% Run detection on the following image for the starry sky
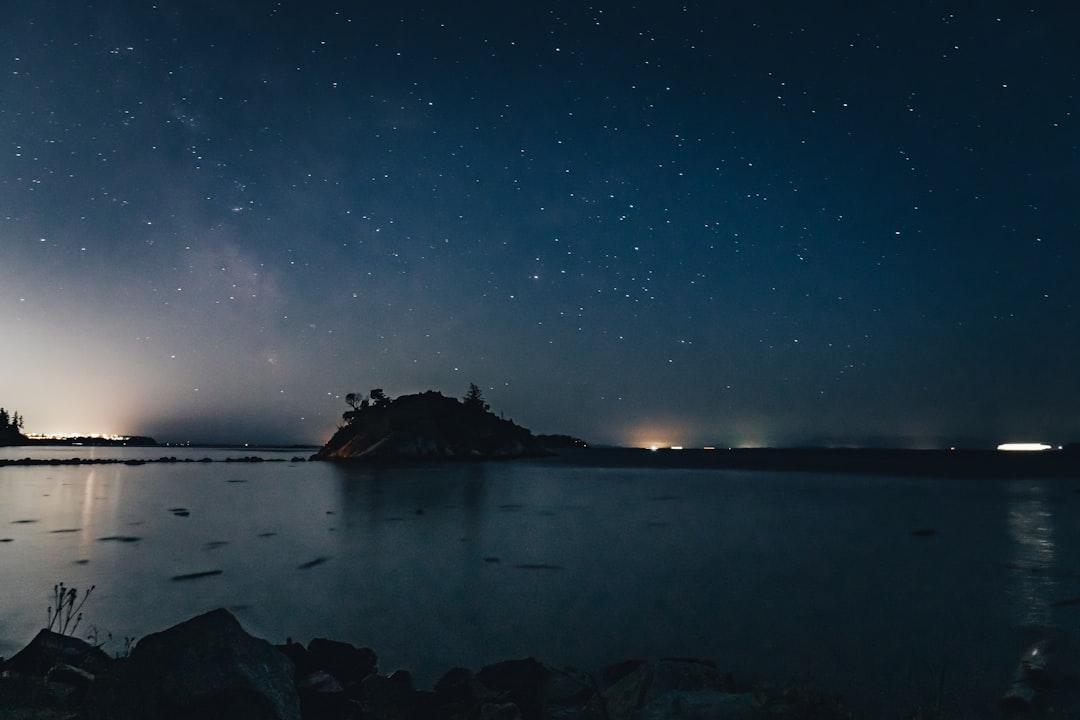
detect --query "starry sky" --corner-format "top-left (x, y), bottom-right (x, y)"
top-left (1, 2), bottom-right (1077, 448)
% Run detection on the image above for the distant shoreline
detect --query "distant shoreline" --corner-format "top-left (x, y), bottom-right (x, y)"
top-left (535, 445), bottom-right (1080, 478)
top-left (0, 454), bottom-right (311, 467)
top-left (3, 444), bottom-right (1080, 477)
top-left (11, 439), bottom-right (319, 450)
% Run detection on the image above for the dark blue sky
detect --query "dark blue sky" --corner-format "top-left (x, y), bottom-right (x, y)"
top-left (1, 2), bottom-right (1077, 447)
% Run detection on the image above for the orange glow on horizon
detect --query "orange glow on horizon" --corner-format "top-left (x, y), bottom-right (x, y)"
top-left (626, 423), bottom-right (683, 450)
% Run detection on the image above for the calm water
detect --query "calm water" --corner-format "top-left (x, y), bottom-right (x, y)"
top-left (2, 447), bottom-right (1079, 717)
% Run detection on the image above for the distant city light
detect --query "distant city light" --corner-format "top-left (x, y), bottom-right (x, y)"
top-left (997, 443), bottom-right (1053, 452)
top-left (670, 446), bottom-right (683, 450)
top-left (26, 433), bottom-right (134, 442)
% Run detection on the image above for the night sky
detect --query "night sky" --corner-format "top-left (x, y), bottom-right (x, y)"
top-left (2, 2), bottom-right (1077, 448)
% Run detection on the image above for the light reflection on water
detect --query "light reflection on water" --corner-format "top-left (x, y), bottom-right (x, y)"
top-left (1006, 482), bottom-right (1057, 628)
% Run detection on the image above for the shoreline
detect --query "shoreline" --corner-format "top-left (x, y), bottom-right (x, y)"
top-left (533, 446), bottom-right (1080, 478)
top-left (3, 446), bottom-right (1080, 477)
top-left (0, 455), bottom-right (309, 467)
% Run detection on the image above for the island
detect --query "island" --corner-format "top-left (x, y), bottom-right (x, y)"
top-left (312, 385), bottom-right (551, 462)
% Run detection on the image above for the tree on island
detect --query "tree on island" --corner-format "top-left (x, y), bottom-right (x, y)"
top-left (342, 388), bottom-right (393, 425)
top-left (0, 406), bottom-right (28, 446)
top-left (463, 383), bottom-right (490, 413)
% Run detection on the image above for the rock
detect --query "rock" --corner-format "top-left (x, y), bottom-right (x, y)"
top-left (45, 662), bottom-right (96, 697)
top-left (411, 689), bottom-right (444, 719)
top-left (362, 671), bottom-right (417, 720)
top-left (275, 640), bottom-right (314, 678)
top-left (601, 659), bottom-right (645, 689)
top-left (1000, 680), bottom-right (1036, 712)
top-left (297, 670), bottom-right (344, 695)
top-left (297, 670), bottom-right (358, 719)
top-left (748, 681), bottom-right (851, 720)
top-left (2, 628), bottom-right (112, 677)
top-left (476, 657), bottom-right (549, 720)
top-left (1000, 639), bottom-right (1052, 712)
top-left (112, 607), bottom-right (300, 720)
top-left (478, 701), bottom-right (524, 720)
top-left (434, 666), bottom-right (491, 712)
top-left (638, 690), bottom-right (756, 720)
top-left (541, 666), bottom-right (596, 708)
top-left (307, 637), bottom-right (377, 688)
top-left (589, 659), bottom-right (736, 720)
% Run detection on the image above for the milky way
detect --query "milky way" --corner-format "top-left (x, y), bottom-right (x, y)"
top-left (1, 3), bottom-right (1077, 447)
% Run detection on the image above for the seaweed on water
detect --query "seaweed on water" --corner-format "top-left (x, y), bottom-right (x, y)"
top-left (298, 556), bottom-right (330, 569)
top-left (171, 570), bottom-right (223, 581)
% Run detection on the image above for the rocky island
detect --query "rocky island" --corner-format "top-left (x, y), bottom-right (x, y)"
top-left (312, 386), bottom-right (551, 462)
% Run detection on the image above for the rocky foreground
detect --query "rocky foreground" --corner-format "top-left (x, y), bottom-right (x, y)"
top-left (0, 608), bottom-right (854, 720)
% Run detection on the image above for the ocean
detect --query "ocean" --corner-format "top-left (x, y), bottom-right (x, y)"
top-left (2, 446), bottom-right (1077, 717)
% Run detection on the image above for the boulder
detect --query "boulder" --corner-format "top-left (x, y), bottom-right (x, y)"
top-left (602, 660), bottom-right (646, 689)
top-left (476, 657), bottom-right (549, 720)
top-left (297, 671), bottom-right (344, 697)
top-left (112, 607), bottom-right (300, 720)
top-left (296, 670), bottom-right (357, 719)
top-left (589, 659), bottom-right (736, 720)
top-left (434, 666), bottom-right (491, 713)
top-left (45, 662), bottom-right (97, 701)
top-left (478, 701), bottom-right (524, 720)
top-left (307, 637), bottom-right (377, 688)
top-left (539, 666), bottom-right (597, 717)
top-left (275, 639), bottom-right (314, 678)
top-left (362, 671), bottom-right (417, 720)
top-left (638, 690), bottom-right (756, 720)
top-left (2, 628), bottom-right (112, 677)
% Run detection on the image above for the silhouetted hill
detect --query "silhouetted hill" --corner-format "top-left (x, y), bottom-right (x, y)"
top-left (313, 390), bottom-right (550, 461)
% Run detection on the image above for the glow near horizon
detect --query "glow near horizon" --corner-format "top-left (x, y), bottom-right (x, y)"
top-left (997, 443), bottom-right (1054, 452)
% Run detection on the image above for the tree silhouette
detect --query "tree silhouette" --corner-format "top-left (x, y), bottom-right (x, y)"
top-left (0, 406), bottom-right (27, 444)
top-left (463, 383), bottom-right (490, 413)
top-left (369, 388), bottom-right (391, 408)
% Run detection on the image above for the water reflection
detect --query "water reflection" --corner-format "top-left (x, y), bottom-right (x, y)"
top-left (1006, 481), bottom-right (1057, 628)
top-left (79, 469), bottom-right (97, 558)
top-left (334, 463), bottom-right (491, 555)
